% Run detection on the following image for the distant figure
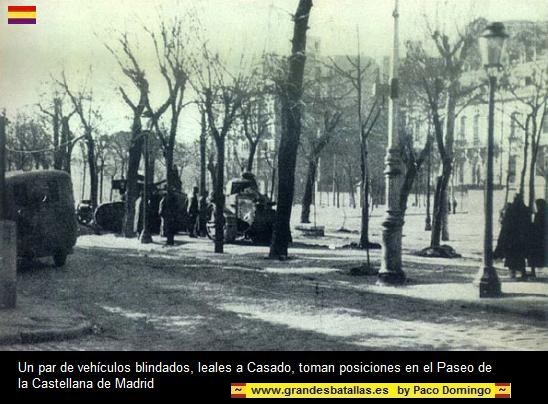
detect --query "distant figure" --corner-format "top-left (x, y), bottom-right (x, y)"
top-left (528, 199), bottom-right (546, 278)
top-left (159, 187), bottom-right (178, 246)
top-left (452, 198), bottom-right (457, 214)
top-left (134, 192), bottom-right (143, 235)
top-left (494, 194), bottom-right (529, 279)
top-left (198, 190), bottom-right (209, 237)
top-left (188, 186), bottom-right (199, 238)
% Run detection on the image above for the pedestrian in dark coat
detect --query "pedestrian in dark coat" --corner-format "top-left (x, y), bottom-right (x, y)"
top-left (198, 190), bottom-right (208, 237)
top-left (188, 186), bottom-right (199, 237)
top-left (494, 193), bottom-right (529, 279)
top-left (159, 188), bottom-right (178, 246)
top-left (528, 199), bottom-right (546, 278)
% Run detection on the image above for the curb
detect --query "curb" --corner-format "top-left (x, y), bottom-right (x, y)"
top-left (453, 300), bottom-right (546, 321)
top-left (0, 321), bottom-right (93, 346)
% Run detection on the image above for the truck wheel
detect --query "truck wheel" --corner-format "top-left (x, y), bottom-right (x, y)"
top-left (53, 250), bottom-right (67, 267)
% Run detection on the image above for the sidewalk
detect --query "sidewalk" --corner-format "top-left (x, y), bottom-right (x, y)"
top-left (0, 293), bottom-right (92, 345)
top-left (351, 278), bottom-right (548, 321)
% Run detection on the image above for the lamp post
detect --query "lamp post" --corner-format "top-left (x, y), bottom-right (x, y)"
top-left (378, 0), bottom-right (405, 285)
top-left (140, 130), bottom-right (153, 244)
top-left (477, 22), bottom-right (508, 298)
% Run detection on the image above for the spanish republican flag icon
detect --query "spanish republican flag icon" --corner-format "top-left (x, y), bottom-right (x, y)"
top-left (8, 5), bottom-right (37, 24)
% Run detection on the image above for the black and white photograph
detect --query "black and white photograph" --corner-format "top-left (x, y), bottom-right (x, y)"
top-left (0, 0), bottom-right (546, 355)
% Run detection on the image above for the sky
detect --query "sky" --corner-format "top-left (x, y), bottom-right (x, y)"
top-left (0, 0), bottom-right (547, 140)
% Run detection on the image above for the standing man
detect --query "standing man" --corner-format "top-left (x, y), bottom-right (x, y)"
top-left (188, 186), bottom-right (199, 238)
top-left (159, 187), bottom-right (178, 246)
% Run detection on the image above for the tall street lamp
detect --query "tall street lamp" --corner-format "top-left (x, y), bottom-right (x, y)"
top-left (477, 22), bottom-right (508, 298)
top-left (378, 0), bottom-right (405, 285)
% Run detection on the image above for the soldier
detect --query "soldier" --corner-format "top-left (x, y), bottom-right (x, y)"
top-left (494, 193), bottom-right (529, 279)
top-left (159, 187), bottom-right (178, 246)
top-left (528, 199), bottom-right (546, 278)
top-left (188, 186), bottom-right (199, 238)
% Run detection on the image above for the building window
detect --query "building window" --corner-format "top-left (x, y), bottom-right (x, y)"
top-left (473, 114), bottom-right (480, 146)
top-left (415, 121), bottom-right (421, 142)
top-left (460, 115), bottom-right (466, 142)
top-left (510, 112), bottom-right (520, 139)
top-left (509, 155), bottom-right (516, 184)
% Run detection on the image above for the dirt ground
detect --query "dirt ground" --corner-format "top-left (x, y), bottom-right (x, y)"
top-left (2, 228), bottom-right (546, 351)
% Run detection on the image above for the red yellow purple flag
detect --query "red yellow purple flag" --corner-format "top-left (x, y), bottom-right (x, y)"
top-left (8, 5), bottom-right (37, 24)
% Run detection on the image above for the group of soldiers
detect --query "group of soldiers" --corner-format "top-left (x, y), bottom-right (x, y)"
top-left (494, 194), bottom-right (546, 279)
top-left (158, 186), bottom-right (209, 246)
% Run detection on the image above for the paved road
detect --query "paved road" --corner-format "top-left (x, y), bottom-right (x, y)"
top-left (2, 242), bottom-right (547, 351)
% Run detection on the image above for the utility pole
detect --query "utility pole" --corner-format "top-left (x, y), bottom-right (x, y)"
top-left (378, 0), bottom-right (406, 285)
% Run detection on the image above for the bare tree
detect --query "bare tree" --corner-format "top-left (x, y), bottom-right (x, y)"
top-left (269, 0), bottom-right (313, 259)
top-left (145, 18), bottom-right (192, 190)
top-left (37, 90), bottom-right (78, 172)
top-left (330, 42), bottom-right (385, 250)
top-left (300, 108), bottom-right (342, 223)
top-left (404, 18), bottom-right (485, 250)
top-left (59, 71), bottom-right (101, 211)
top-left (238, 66), bottom-right (273, 173)
top-left (190, 47), bottom-right (250, 253)
top-left (106, 34), bottom-right (150, 237)
top-left (399, 131), bottom-right (432, 217)
top-left (424, 18), bottom-right (486, 245)
top-left (503, 61), bottom-right (547, 209)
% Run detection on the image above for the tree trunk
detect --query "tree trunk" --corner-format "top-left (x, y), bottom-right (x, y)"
top-left (519, 115), bottom-right (531, 197)
top-left (528, 119), bottom-right (539, 209)
top-left (165, 143), bottom-right (175, 190)
top-left (214, 135), bottom-right (225, 254)
top-left (199, 112), bottom-right (208, 236)
top-left (123, 118), bottom-right (144, 238)
top-left (165, 111), bottom-right (178, 189)
top-left (430, 162), bottom-right (451, 247)
top-left (440, 92), bottom-right (456, 242)
top-left (61, 117), bottom-right (71, 173)
top-left (53, 99), bottom-right (63, 170)
top-left (246, 141), bottom-right (258, 173)
top-left (346, 164), bottom-right (356, 208)
top-left (200, 112), bottom-right (207, 196)
top-left (359, 140), bottom-right (370, 248)
top-left (300, 158), bottom-right (317, 223)
top-left (269, 0), bottom-right (312, 259)
top-left (81, 145), bottom-right (87, 201)
top-left (441, 185), bottom-right (450, 240)
top-left (99, 159), bottom-right (104, 204)
top-left (399, 165), bottom-right (419, 217)
top-left (270, 166), bottom-right (277, 200)
top-left (86, 130), bottom-right (98, 211)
